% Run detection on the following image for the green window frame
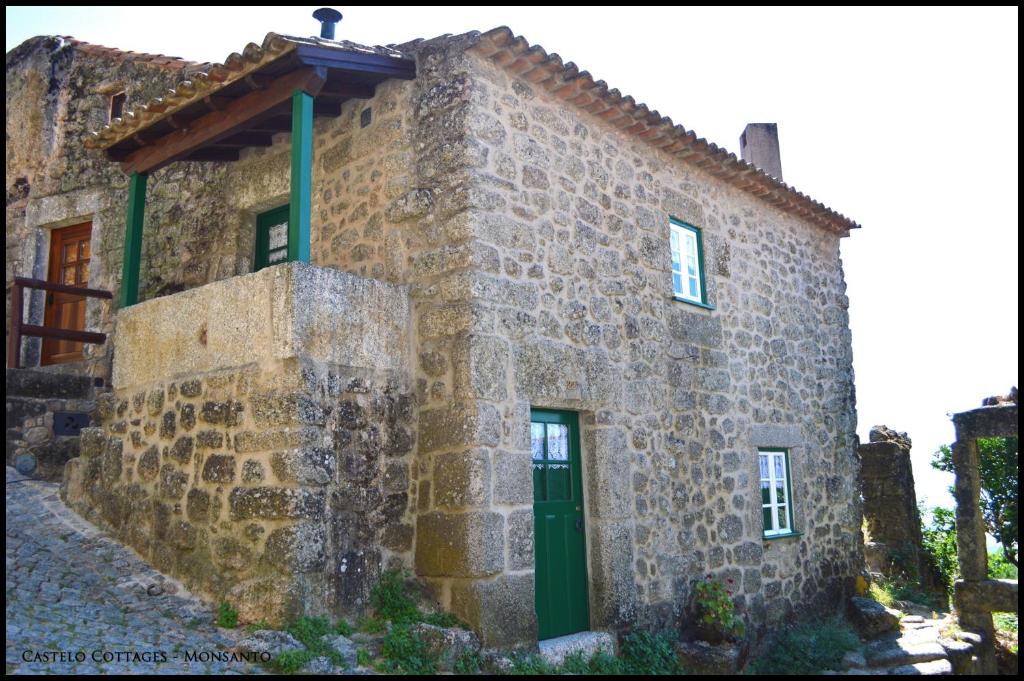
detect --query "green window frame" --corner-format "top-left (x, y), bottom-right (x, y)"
top-left (669, 218), bottom-right (712, 308)
top-left (759, 448), bottom-right (796, 538)
top-left (254, 205), bottom-right (290, 271)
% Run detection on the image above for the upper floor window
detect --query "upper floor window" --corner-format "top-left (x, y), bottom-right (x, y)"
top-left (670, 219), bottom-right (708, 306)
top-left (760, 448), bottom-right (796, 538)
top-left (109, 92), bottom-right (127, 122)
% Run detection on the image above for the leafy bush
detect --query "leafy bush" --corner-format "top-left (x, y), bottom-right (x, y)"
top-left (267, 649), bottom-right (315, 674)
top-left (355, 648), bottom-right (371, 667)
top-left (747, 617), bottom-right (860, 675)
top-left (371, 569), bottom-right (422, 624)
top-left (692, 575), bottom-right (746, 642)
top-left (379, 623), bottom-right (438, 674)
top-left (921, 506), bottom-right (959, 595)
top-left (989, 551), bottom-right (1019, 579)
top-left (424, 610), bottom-right (467, 629)
top-left (507, 653), bottom-right (556, 675)
top-left (619, 630), bottom-right (685, 675)
top-left (286, 616), bottom-right (332, 647)
top-left (282, 616), bottom-right (348, 669)
top-left (216, 601), bottom-right (239, 629)
top-left (359, 615), bottom-right (386, 633)
top-left (334, 619), bottom-right (354, 636)
top-left (453, 650), bottom-right (483, 674)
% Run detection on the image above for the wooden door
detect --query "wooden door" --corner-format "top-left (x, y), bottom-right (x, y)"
top-left (41, 222), bottom-right (92, 365)
top-left (532, 408), bottom-right (590, 640)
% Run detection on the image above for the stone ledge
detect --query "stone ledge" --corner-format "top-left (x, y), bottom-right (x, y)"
top-left (112, 262), bottom-right (410, 388)
top-left (539, 631), bottom-right (616, 666)
top-left (954, 578), bottom-right (1019, 614)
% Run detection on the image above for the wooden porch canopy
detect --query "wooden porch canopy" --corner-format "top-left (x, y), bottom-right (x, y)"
top-left (84, 33), bottom-right (415, 306)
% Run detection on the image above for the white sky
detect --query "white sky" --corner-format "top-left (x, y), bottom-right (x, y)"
top-left (6, 6), bottom-right (1019, 512)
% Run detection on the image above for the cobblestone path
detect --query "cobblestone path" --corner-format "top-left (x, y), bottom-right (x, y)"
top-left (5, 467), bottom-right (260, 675)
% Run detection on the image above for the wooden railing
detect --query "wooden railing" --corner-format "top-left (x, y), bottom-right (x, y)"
top-left (7, 277), bottom-right (113, 369)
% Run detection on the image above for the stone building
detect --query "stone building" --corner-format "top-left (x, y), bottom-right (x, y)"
top-left (6, 18), bottom-right (863, 648)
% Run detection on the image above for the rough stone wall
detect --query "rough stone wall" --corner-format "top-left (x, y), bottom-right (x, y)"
top-left (61, 264), bottom-right (417, 624)
top-left (6, 368), bottom-right (97, 480)
top-left (408, 48), bottom-right (862, 646)
top-left (859, 426), bottom-right (924, 574)
top-left (5, 38), bottom-right (234, 377)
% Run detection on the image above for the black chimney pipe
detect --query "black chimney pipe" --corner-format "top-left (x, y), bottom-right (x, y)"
top-left (313, 8), bottom-right (342, 40)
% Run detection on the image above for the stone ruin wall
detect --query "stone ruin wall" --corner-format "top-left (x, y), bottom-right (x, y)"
top-left (858, 426), bottom-right (927, 576)
top-left (403, 47), bottom-right (863, 645)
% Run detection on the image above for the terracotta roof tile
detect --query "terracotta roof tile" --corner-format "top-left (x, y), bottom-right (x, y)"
top-left (60, 36), bottom-right (201, 71)
top-left (84, 32), bottom-right (407, 153)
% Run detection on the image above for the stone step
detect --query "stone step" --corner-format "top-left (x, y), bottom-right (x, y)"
top-left (865, 639), bottom-right (948, 668)
top-left (888, 659), bottom-right (953, 675)
top-left (6, 368), bottom-right (93, 400)
top-left (539, 631), bottom-right (616, 666)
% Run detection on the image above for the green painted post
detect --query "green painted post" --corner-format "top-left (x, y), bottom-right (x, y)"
top-left (288, 89), bottom-right (313, 263)
top-left (120, 172), bottom-right (148, 307)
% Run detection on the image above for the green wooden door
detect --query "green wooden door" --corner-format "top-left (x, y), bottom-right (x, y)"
top-left (532, 408), bottom-right (590, 640)
top-left (254, 205), bottom-right (290, 271)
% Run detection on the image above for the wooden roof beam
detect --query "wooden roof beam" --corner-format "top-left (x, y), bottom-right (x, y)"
top-left (119, 66), bottom-right (326, 174)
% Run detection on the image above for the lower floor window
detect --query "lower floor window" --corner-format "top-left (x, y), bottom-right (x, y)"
top-left (760, 448), bottom-right (795, 537)
top-left (255, 205), bottom-right (289, 271)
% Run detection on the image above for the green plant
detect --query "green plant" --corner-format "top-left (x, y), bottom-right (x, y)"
top-left (267, 649), bottom-right (315, 674)
top-left (507, 652), bottom-right (556, 675)
top-left (423, 611), bottom-right (467, 629)
top-left (287, 616), bottom-right (331, 645)
top-left (933, 437), bottom-right (1018, 568)
top-left (359, 615), bottom-right (386, 633)
top-left (989, 551), bottom-right (1019, 579)
top-left (379, 623), bottom-right (438, 674)
top-left (747, 616), bottom-right (860, 675)
top-left (869, 580), bottom-right (895, 607)
top-left (216, 601), bottom-right (239, 629)
top-left (453, 650), bottom-right (483, 674)
top-left (921, 506), bottom-right (959, 595)
top-left (285, 616), bottom-right (346, 668)
top-left (334, 619), bottom-right (354, 636)
top-left (692, 575), bottom-right (746, 642)
top-left (869, 574), bottom-right (941, 610)
top-left (619, 630), bottom-right (686, 675)
top-left (355, 648), bottom-right (371, 667)
top-left (371, 569), bottom-right (422, 624)
top-left (994, 612), bottom-right (1018, 635)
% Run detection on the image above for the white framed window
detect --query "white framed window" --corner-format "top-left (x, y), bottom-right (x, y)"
top-left (669, 219), bottom-right (706, 304)
top-left (759, 448), bottom-right (795, 537)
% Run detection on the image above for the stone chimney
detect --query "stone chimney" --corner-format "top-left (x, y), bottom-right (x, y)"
top-left (740, 123), bottom-right (783, 182)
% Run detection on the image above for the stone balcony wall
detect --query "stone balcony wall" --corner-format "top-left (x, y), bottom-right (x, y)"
top-left (62, 262), bottom-right (416, 624)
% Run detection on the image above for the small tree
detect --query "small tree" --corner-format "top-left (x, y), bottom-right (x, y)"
top-left (921, 507), bottom-right (959, 594)
top-left (933, 436), bottom-right (1019, 567)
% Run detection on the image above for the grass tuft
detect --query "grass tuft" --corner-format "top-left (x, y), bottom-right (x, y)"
top-left (746, 616), bottom-right (860, 675)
